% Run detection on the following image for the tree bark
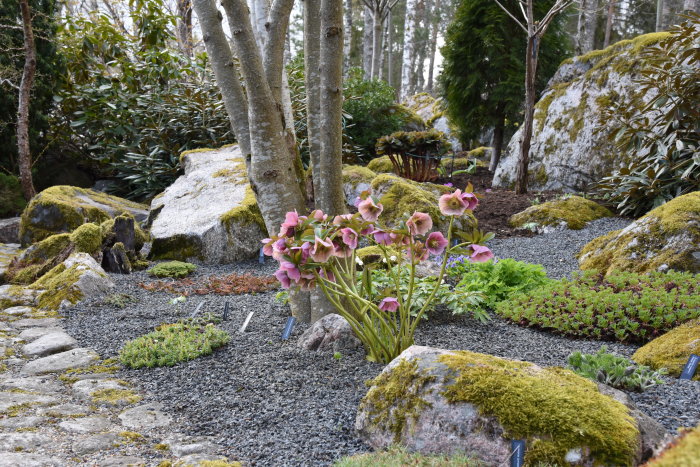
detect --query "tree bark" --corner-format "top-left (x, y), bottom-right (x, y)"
top-left (656, 0), bottom-right (664, 31)
top-left (515, 33), bottom-right (539, 195)
top-left (363, 6), bottom-right (373, 79)
top-left (343, 0), bottom-right (353, 75)
top-left (17, 0), bottom-right (37, 201)
top-left (576, 0), bottom-right (598, 54)
top-left (177, 0), bottom-right (194, 57)
top-left (192, 0), bottom-right (251, 159)
top-left (387, 9), bottom-right (393, 86)
top-left (426, 0), bottom-right (439, 92)
top-left (489, 112), bottom-right (505, 173)
top-left (400, 0), bottom-right (419, 100)
top-left (305, 0), bottom-right (323, 197)
top-left (370, 11), bottom-right (384, 78)
top-left (603, 0), bottom-right (614, 47)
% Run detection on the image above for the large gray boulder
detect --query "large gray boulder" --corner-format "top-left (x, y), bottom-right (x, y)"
top-left (356, 345), bottom-right (666, 466)
top-left (149, 145), bottom-right (266, 264)
top-left (493, 33), bottom-right (669, 191)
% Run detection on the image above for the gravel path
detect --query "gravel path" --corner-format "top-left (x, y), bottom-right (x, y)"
top-left (62, 218), bottom-right (700, 466)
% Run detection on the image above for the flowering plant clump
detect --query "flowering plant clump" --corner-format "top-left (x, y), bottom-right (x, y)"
top-left (263, 183), bottom-right (494, 363)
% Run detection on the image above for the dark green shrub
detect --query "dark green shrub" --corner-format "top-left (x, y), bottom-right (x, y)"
top-left (448, 258), bottom-right (551, 311)
top-left (0, 174), bottom-right (27, 217)
top-left (497, 270), bottom-right (700, 343)
top-left (119, 319), bottom-right (230, 368)
top-left (375, 130), bottom-right (451, 182)
top-left (597, 14), bottom-right (700, 216)
top-left (148, 261), bottom-right (197, 278)
top-left (568, 347), bottom-right (665, 392)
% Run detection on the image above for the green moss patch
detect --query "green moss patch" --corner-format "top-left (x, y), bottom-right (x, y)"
top-left (119, 321), bottom-right (230, 368)
top-left (646, 425), bottom-right (700, 466)
top-left (342, 165), bottom-right (377, 185)
top-left (633, 319), bottom-right (700, 380)
top-left (578, 192), bottom-right (700, 275)
top-left (69, 223), bottom-right (103, 255)
top-left (220, 186), bottom-right (266, 237)
top-left (496, 270), bottom-right (699, 343)
top-left (31, 263), bottom-right (85, 311)
top-left (148, 261), bottom-right (197, 279)
top-left (60, 358), bottom-right (120, 384)
top-left (334, 446), bottom-right (480, 467)
top-left (367, 156), bottom-right (395, 174)
top-left (92, 388), bottom-right (142, 406)
top-left (438, 351), bottom-right (639, 466)
top-left (509, 195), bottom-right (612, 230)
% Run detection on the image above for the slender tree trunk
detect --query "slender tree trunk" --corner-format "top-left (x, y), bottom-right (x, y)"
top-left (489, 112), bottom-right (505, 172)
top-left (378, 14), bottom-right (389, 79)
top-left (387, 9), bottom-right (393, 86)
top-left (515, 33), bottom-right (539, 195)
top-left (17, 0), bottom-right (37, 201)
top-left (400, 0), bottom-right (419, 100)
top-left (656, 0), bottom-right (664, 31)
top-left (305, 0), bottom-right (323, 198)
top-left (426, 0), bottom-right (439, 92)
top-left (177, 0), bottom-right (194, 57)
top-left (343, 0), bottom-right (353, 75)
top-left (363, 6), bottom-right (373, 79)
top-left (576, 0), bottom-right (598, 54)
top-left (371, 12), bottom-right (383, 78)
top-left (192, 0), bottom-right (251, 159)
top-left (603, 0), bottom-right (614, 47)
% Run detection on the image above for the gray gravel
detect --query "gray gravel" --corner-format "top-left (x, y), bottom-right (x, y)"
top-left (62, 219), bottom-right (699, 466)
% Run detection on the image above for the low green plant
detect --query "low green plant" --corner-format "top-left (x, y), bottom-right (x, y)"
top-left (497, 270), bottom-right (700, 343)
top-left (447, 258), bottom-right (551, 311)
top-left (375, 129), bottom-right (451, 182)
top-left (119, 320), bottom-right (230, 368)
top-left (103, 293), bottom-right (137, 309)
top-left (148, 261), bottom-right (197, 279)
top-left (568, 346), bottom-right (666, 392)
top-left (334, 446), bottom-right (480, 467)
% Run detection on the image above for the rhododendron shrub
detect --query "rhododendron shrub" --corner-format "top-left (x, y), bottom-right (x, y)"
top-left (263, 184), bottom-right (494, 363)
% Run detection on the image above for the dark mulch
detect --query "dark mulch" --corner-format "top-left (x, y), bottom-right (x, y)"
top-left (437, 167), bottom-right (559, 238)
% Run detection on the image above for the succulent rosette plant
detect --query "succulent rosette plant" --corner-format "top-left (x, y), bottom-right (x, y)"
top-left (263, 183), bottom-right (494, 363)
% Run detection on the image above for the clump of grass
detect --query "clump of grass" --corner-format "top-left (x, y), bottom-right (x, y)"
top-left (148, 261), bottom-right (197, 279)
top-left (119, 320), bottom-right (230, 368)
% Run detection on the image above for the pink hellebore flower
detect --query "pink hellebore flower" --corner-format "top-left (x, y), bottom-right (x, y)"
top-left (311, 209), bottom-right (327, 221)
top-left (280, 261), bottom-right (301, 281)
top-left (340, 227), bottom-right (359, 250)
top-left (274, 269), bottom-right (291, 289)
top-left (272, 238), bottom-right (289, 261)
top-left (461, 192), bottom-right (479, 211)
top-left (408, 241), bottom-right (429, 263)
top-left (406, 212), bottom-right (433, 236)
top-left (378, 297), bottom-right (400, 312)
top-left (279, 211), bottom-right (300, 237)
top-left (439, 190), bottom-right (468, 216)
top-left (291, 242), bottom-right (312, 262)
top-left (261, 238), bottom-right (274, 256)
top-left (333, 214), bottom-right (354, 225)
top-left (358, 197), bottom-right (383, 222)
top-left (311, 236), bottom-right (335, 263)
top-left (372, 229), bottom-right (393, 246)
top-left (333, 240), bottom-right (353, 258)
top-left (470, 244), bottom-right (494, 263)
top-left (426, 232), bottom-right (448, 255)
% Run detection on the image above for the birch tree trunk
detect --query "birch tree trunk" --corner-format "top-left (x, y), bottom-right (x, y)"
top-left (363, 6), bottom-right (373, 79)
top-left (387, 9), bottom-right (393, 86)
top-left (576, 0), bottom-right (598, 54)
top-left (603, 0), bottom-right (614, 47)
top-left (656, 0), bottom-right (665, 30)
top-left (425, 0), bottom-right (439, 92)
top-left (17, 0), bottom-right (37, 201)
top-left (176, 0), bottom-right (194, 57)
top-left (370, 12), bottom-right (384, 78)
top-left (400, 0), bottom-right (419, 100)
top-left (305, 0), bottom-right (323, 197)
top-left (343, 0), bottom-right (353, 74)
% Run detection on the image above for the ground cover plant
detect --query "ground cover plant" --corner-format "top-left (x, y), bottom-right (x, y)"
top-left (497, 270), bottom-right (700, 343)
top-left (119, 317), bottom-right (230, 368)
top-left (139, 273), bottom-right (278, 296)
top-left (334, 446), bottom-right (481, 466)
top-left (148, 261), bottom-right (197, 279)
top-left (568, 347), bottom-right (665, 392)
top-left (446, 258), bottom-right (551, 311)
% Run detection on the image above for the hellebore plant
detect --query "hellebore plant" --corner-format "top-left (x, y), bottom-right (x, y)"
top-left (263, 184), bottom-right (494, 364)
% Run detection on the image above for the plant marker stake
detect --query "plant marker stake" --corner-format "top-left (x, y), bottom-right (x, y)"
top-left (240, 311), bottom-right (254, 333)
top-left (259, 247), bottom-right (265, 264)
top-left (680, 354), bottom-right (699, 380)
top-left (510, 440), bottom-right (525, 467)
top-left (190, 300), bottom-right (205, 319)
top-left (222, 301), bottom-right (230, 321)
top-left (281, 316), bottom-right (296, 340)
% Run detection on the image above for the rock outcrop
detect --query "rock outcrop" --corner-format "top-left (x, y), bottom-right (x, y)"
top-left (645, 424), bottom-right (700, 466)
top-left (578, 192), bottom-right (700, 274)
top-left (509, 195), bottom-right (612, 232)
top-left (148, 145), bottom-right (266, 264)
top-left (342, 166), bottom-right (376, 207)
top-left (493, 33), bottom-right (670, 191)
top-left (633, 319), bottom-right (700, 381)
top-left (297, 314), bottom-right (361, 353)
top-left (19, 186), bottom-right (148, 246)
top-left (356, 346), bottom-right (666, 466)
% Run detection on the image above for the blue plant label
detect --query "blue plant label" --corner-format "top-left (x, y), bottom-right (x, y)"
top-left (259, 247), bottom-right (265, 264)
top-left (510, 440), bottom-right (525, 467)
top-left (680, 354), bottom-right (699, 380)
top-left (281, 316), bottom-right (296, 340)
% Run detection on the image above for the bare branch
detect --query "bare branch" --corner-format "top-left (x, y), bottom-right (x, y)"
top-left (493, 0), bottom-right (527, 33)
top-left (0, 78), bottom-right (19, 90)
top-left (536, 0), bottom-right (575, 35)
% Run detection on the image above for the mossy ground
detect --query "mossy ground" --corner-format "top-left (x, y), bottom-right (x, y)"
top-left (437, 351), bottom-right (639, 466)
top-left (342, 165), bottom-right (377, 185)
top-left (578, 192), bottom-right (700, 274)
top-left (148, 261), bottom-right (197, 279)
top-left (91, 388), bottom-right (142, 406)
top-left (646, 425), bottom-right (700, 467)
top-left (509, 195), bottom-right (612, 230)
top-left (334, 446), bottom-right (481, 467)
top-left (632, 319), bottom-right (700, 380)
top-left (30, 263), bottom-right (86, 311)
top-left (220, 186), bottom-right (266, 239)
top-left (367, 156), bottom-right (395, 174)
top-left (59, 358), bottom-right (120, 384)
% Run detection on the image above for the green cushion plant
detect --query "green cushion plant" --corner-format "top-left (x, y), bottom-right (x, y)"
top-left (568, 346), bottom-right (665, 392)
top-left (147, 261), bottom-right (197, 278)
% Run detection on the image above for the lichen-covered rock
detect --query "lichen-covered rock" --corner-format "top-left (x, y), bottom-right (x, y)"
top-left (646, 424), bottom-right (700, 466)
top-left (632, 319), bottom-right (700, 381)
top-left (430, 115), bottom-right (462, 153)
top-left (357, 346), bottom-right (664, 465)
top-left (578, 192), bottom-right (700, 274)
top-left (342, 166), bottom-right (376, 207)
top-left (19, 185), bottom-right (148, 246)
top-left (367, 156), bottom-right (394, 174)
top-left (149, 145), bottom-right (266, 264)
top-left (493, 32), bottom-right (670, 191)
top-left (296, 314), bottom-right (361, 352)
top-left (370, 174), bottom-right (457, 234)
top-left (30, 252), bottom-right (114, 311)
top-left (509, 195), bottom-right (612, 232)
top-left (403, 93), bottom-right (438, 122)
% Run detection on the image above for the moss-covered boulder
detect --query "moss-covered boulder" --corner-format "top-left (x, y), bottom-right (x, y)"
top-left (646, 424), bottom-right (700, 466)
top-left (149, 145), bottom-right (266, 264)
top-left (632, 319), bottom-right (700, 381)
top-left (356, 345), bottom-right (665, 466)
top-left (509, 195), bottom-right (612, 231)
top-left (493, 32), bottom-right (671, 191)
top-left (342, 165), bottom-right (376, 207)
top-left (578, 192), bottom-right (700, 274)
top-left (19, 185), bottom-right (149, 246)
top-left (367, 156), bottom-right (394, 174)
top-left (370, 174), bottom-right (457, 234)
